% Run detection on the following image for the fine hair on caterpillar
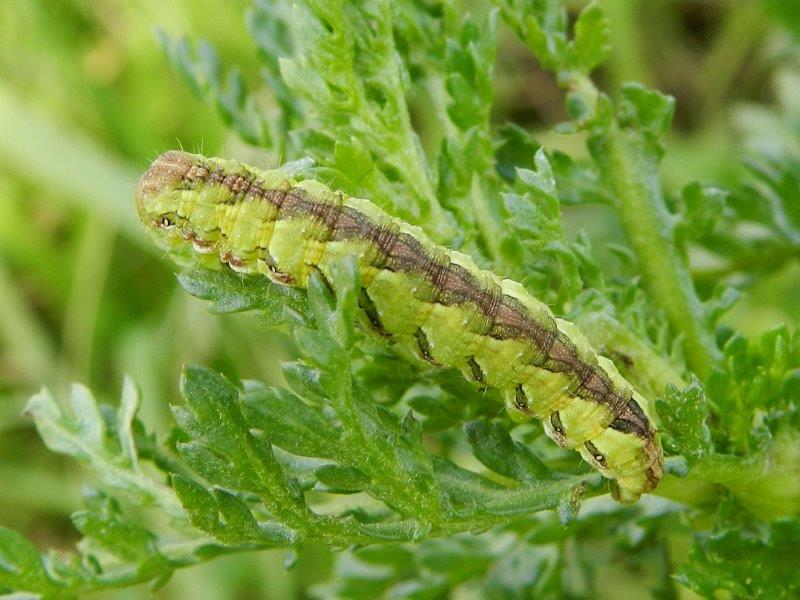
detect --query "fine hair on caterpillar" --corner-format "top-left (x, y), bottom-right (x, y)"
top-left (135, 150), bottom-right (663, 502)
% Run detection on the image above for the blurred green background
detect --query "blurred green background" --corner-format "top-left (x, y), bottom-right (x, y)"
top-left (1, 0), bottom-right (798, 598)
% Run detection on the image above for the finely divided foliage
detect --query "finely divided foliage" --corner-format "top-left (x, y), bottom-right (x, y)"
top-left (4, 0), bottom-right (800, 598)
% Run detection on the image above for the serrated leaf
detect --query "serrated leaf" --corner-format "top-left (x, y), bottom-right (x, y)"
top-left (281, 361), bottom-right (327, 403)
top-left (0, 528), bottom-right (51, 592)
top-left (172, 475), bottom-right (220, 534)
top-left (676, 519), bottom-right (800, 599)
top-left (72, 501), bottom-right (167, 566)
top-left (707, 285), bottom-right (740, 325)
top-left (295, 328), bottom-right (342, 368)
top-left (680, 181), bottom-right (728, 239)
top-left (25, 386), bottom-right (182, 517)
top-left (177, 268), bottom-right (307, 325)
top-left (178, 366), bottom-right (248, 456)
top-left (327, 257), bottom-right (360, 348)
top-left (241, 386), bottom-right (339, 458)
top-left (315, 464), bottom-right (371, 493)
top-left (177, 442), bottom-right (255, 491)
top-left (69, 384), bottom-right (107, 447)
top-left (494, 0), bottom-right (568, 70)
top-left (465, 421), bottom-right (553, 483)
top-left (278, 0), bottom-right (446, 229)
top-left (117, 376), bottom-right (140, 469)
top-left (617, 83), bottom-right (675, 137)
top-left (213, 489), bottom-right (263, 541)
top-left (177, 366), bottom-right (308, 520)
top-left (516, 149), bottom-right (557, 200)
top-left (656, 377), bottom-right (714, 462)
top-left (705, 328), bottom-right (800, 453)
top-left (305, 259), bottom-right (359, 353)
top-left (444, 12), bottom-right (497, 131)
top-left (571, 2), bottom-right (610, 74)
top-left (332, 138), bottom-right (376, 188)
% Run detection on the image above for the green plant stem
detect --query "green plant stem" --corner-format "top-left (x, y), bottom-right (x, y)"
top-left (32, 471), bottom-right (598, 599)
top-left (518, 44), bottom-right (720, 377)
top-left (591, 122), bottom-right (721, 378)
top-left (654, 429), bottom-right (800, 521)
top-left (574, 312), bottom-right (686, 395)
top-left (653, 472), bottom-right (719, 509)
top-left (44, 538), bottom-right (260, 600)
top-left (689, 431), bottom-right (800, 520)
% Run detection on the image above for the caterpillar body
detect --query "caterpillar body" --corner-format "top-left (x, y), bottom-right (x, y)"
top-left (135, 150), bottom-right (663, 502)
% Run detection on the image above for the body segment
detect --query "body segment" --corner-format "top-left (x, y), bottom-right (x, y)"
top-left (136, 150), bottom-right (663, 501)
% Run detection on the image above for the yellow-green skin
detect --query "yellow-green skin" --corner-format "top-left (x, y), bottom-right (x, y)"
top-left (135, 151), bottom-right (663, 502)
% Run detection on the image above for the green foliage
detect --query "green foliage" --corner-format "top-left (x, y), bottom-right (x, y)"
top-left (677, 516), bottom-right (800, 599)
top-left (314, 505), bottom-right (683, 598)
top-left (693, 66), bottom-right (800, 293)
top-left (4, 260), bottom-right (597, 597)
top-left (503, 148), bottom-right (589, 306)
top-left (26, 379), bottom-right (182, 517)
top-left (158, 33), bottom-right (270, 148)
top-left (3, 382), bottom-right (221, 597)
top-left (657, 377), bottom-right (714, 463)
top-left (762, 0), bottom-right (800, 37)
top-left (707, 327), bottom-right (800, 454)
top-left (494, 0), bottom-right (610, 75)
top-left (177, 268), bottom-right (308, 325)
top-left (5, 0), bottom-right (800, 598)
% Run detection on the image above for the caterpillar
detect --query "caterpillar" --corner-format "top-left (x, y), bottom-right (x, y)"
top-left (135, 150), bottom-right (663, 502)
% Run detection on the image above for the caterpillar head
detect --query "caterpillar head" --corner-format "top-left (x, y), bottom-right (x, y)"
top-left (135, 150), bottom-right (211, 251)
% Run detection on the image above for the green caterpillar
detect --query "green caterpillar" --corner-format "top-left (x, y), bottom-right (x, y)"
top-left (135, 150), bottom-right (663, 502)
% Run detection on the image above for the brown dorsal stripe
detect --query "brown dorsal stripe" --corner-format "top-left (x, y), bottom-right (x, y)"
top-left (178, 160), bottom-right (629, 416)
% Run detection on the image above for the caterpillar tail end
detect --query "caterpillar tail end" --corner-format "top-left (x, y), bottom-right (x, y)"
top-left (610, 441), bottom-right (664, 503)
